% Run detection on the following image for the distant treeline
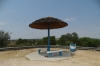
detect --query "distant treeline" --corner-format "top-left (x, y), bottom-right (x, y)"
top-left (0, 30), bottom-right (100, 47)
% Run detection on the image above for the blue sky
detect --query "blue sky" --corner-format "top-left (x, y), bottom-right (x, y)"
top-left (0, 0), bottom-right (100, 39)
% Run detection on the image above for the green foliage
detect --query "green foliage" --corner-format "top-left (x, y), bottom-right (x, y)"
top-left (3, 31), bottom-right (100, 47)
top-left (15, 38), bottom-right (23, 46)
top-left (58, 35), bottom-right (67, 45)
top-left (66, 33), bottom-right (72, 41)
top-left (58, 32), bottom-right (79, 45)
top-left (50, 36), bottom-right (56, 45)
top-left (14, 35), bottom-right (100, 47)
top-left (16, 38), bottom-right (36, 46)
top-left (36, 40), bottom-right (43, 45)
top-left (28, 39), bottom-right (36, 45)
top-left (71, 32), bottom-right (79, 44)
top-left (36, 36), bottom-right (56, 45)
top-left (42, 37), bottom-right (48, 45)
top-left (0, 30), bottom-right (10, 47)
top-left (98, 39), bottom-right (100, 47)
top-left (79, 37), bottom-right (99, 47)
top-left (65, 41), bottom-right (73, 46)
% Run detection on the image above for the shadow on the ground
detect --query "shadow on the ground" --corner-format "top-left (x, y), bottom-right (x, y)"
top-left (71, 52), bottom-right (75, 57)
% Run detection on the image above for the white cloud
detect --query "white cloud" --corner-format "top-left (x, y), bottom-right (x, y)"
top-left (64, 17), bottom-right (75, 21)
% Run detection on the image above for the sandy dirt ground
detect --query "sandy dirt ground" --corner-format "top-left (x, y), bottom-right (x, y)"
top-left (0, 48), bottom-right (100, 66)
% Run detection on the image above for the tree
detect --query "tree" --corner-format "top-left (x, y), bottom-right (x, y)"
top-left (16, 38), bottom-right (23, 46)
top-left (50, 36), bottom-right (56, 45)
top-left (58, 35), bottom-right (67, 45)
top-left (98, 39), bottom-right (100, 47)
top-left (65, 33), bottom-right (73, 45)
top-left (0, 30), bottom-right (10, 47)
top-left (79, 37), bottom-right (99, 47)
top-left (36, 40), bottom-right (43, 45)
top-left (36, 36), bottom-right (57, 45)
top-left (65, 41), bottom-right (73, 46)
top-left (66, 33), bottom-right (72, 41)
top-left (71, 32), bottom-right (79, 44)
top-left (42, 37), bottom-right (48, 45)
top-left (28, 39), bottom-right (36, 45)
top-left (23, 39), bottom-right (31, 46)
top-left (63, 32), bottom-right (79, 46)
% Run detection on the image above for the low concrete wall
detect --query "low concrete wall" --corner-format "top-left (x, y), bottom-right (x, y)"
top-left (0, 46), bottom-right (100, 51)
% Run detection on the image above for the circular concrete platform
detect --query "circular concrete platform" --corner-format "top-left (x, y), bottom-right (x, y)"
top-left (25, 51), bottom-right (71, 61)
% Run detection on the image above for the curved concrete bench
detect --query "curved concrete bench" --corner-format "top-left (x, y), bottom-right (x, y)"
top-left (47, 50), bottom-right (63, 57)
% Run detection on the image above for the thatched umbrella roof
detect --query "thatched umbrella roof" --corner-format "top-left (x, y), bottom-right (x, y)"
top-left (29, 17), bottom-right (68, 29)
top-left (29, 17), bottom-right (68, 51)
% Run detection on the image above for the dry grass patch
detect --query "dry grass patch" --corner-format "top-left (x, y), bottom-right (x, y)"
top-left (0, 48), bottom-right (36, 61)
top-left (0, 48), bottom-right (100, 66)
